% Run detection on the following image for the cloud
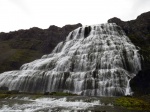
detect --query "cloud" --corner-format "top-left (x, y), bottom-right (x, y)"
top-left (135, 0), bottom-right (150, 6)
top-left (130, 0), bottom-right (150, 18)
top-left (8, 0), bottom-right (30, 15)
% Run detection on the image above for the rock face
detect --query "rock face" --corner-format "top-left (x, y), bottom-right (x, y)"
top-left (0, 23), bottom-right (141, 96)
top-left (108, 11), bottom-right (150, 95)
top-left (108, 11), bottom-right (150, 69)
top-left (0, 23), bottom-right (82, 73)
top-left (130, 69), bottom-right (150, 95)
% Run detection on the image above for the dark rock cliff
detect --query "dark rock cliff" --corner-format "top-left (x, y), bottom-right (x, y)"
top-left (108, 11), bottom-right (150, 95)
top-left (108, 11), bottom-right (150, 69)
top-left (0, 23), bottom-right (82, 73)
top-left (130, 69), bottom-right (150, 95)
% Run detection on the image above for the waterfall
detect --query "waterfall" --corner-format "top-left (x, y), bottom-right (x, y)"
top-left (125, 79), bottom-right (132, 96)
top-left (0, 23), bottom-right (141, 96)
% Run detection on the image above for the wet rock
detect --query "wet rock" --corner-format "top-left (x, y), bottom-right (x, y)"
top-left (0, 86), bottom-right (8, 91)
top-left (130, 69), bottom-right (150, 95)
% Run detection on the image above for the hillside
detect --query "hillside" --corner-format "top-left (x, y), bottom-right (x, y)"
top-left (0, 23), bottom-right (82, 73)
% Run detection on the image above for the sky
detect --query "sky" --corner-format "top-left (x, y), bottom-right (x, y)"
top-left (0, 0), bottom-right (150, 32)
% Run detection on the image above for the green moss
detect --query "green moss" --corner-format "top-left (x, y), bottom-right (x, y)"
top-left (0, 91), bottom-right (44, 99)
top-left (0, 92), bottom-right (77, 99)
top-left (29, 95), bottom-right (43, 99)
top-left (9, 49), bottom-right (41, 62)
top-left (0, 94), bottom-right (12, 98)
top-left (115, 97), bottom-right (150, 111)
top-left (49, 92), bottom-right (77, 96)
top-left (0, 49), bottom-right (42, 73)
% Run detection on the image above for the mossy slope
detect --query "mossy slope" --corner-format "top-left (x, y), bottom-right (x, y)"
top-left (115, 97), bottom-right (150, 111)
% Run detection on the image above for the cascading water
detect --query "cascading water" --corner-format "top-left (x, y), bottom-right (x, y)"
top-left (0, 23), bottom-right (141, 96)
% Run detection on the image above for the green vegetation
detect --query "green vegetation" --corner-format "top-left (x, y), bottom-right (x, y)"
top-left (0, 39), bottom-right (43, 73)
top-left (49, 92), bottom-right (77, 96)
top-left (0, 93), bottom-right (44, 99)
top-left (0, 47), bottom-right (42, 73)
top-left (0, 91), bottom-right (77, 99)
top-left (8, 49), bottom-right (41, 63)
top-left (0, 94), bottom-right (13, 98)
top-left (115, 96), bottom-right (150, 111)
top-left (29, 95), bottom-right (44, 99)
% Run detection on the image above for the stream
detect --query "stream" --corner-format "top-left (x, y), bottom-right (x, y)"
top-left (0, 96), bottom-right (142, 112)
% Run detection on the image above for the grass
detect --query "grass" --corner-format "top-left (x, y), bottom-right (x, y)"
top-left (0, 94), bottom-right (13, 98)
top-left (0, 93), bottom-right (44, 99)
top-left (0, 39), bottom-right (43, 73)
top-left (0, 91), bottom-right (77, 99)
top-left (49, 92), bottom-right (77, 96)
top-left (115, 96), bottom-right (150, 111)
top-left (0, 48), bottom-right (42, 73)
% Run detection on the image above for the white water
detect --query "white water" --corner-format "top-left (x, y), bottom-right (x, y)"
top-left (0, 97), bottom-right (103, 112)
top-left (0, 23), bottom-right (141, 96)
top-left (125, 79), bottom-right (132, 96)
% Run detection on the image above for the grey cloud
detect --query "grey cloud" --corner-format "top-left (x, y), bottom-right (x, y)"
top-left (129, 0), bottom-right (150, 19)
top-left (8, 0), bottom-right (30, 15)
top-left (134, 0), bottom-right (150, 8)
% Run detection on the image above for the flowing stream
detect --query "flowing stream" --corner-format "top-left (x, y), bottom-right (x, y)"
top-left (0, 96), bottom-right (141, 112)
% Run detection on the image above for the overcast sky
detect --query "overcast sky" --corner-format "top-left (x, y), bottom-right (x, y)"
top-left (0, 0), bottom-right (150, 32)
